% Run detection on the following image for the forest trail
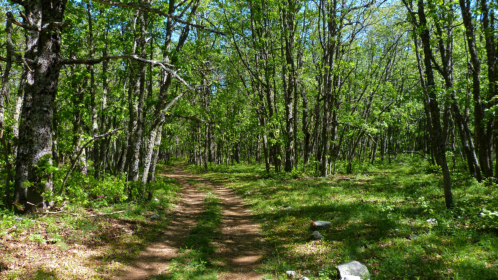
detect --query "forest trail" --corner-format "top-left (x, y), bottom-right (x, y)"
top-left (113, 165), bottom-right (265, 280)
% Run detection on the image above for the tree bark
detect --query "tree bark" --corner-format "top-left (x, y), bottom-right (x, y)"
top-left (13, 0), bottom-right (68, 213)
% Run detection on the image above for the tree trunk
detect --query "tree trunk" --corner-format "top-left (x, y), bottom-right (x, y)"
top-left (128, 9), bottom-right (147, 182)
top-left (459, 0), bottom-right (492, 177)
top-left (87, 3), bottom-right (100, 179)
top-left (417, 0), bottom-right (453, 208)
top-left (13, 0), bottom-right (68, 213)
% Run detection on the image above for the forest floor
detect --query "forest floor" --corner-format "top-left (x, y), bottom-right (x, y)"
top-left (2, 159), bottom-right (498, 279)
top-left (0, 163), bottom-right (266, 280)
top-left (187, 159), bottom-right (498, 280)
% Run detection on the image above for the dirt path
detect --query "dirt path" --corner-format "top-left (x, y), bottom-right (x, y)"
top-left (113, 165), bottom-right (265, 280)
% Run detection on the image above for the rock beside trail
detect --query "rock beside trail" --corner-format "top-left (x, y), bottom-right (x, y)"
top-left (337, 260), bottom-right (370, 280)
top-left (150, 213), bottom-right (160, 219)
top-left (426, 218), bottom-right (437, 225)
top-left (341, 276), bottom-right (361, 280)
top-left (286, 270), bottom-right (297, 277)
top-left (311, 220), bottom-right (331, 230)
top-left (310, 231), bottom-right (324, 240)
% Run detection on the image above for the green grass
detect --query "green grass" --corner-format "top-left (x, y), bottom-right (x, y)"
top-left (0, 169), bottom-right (183, 279)
top-left (191, 157), bottom-right (498, 280)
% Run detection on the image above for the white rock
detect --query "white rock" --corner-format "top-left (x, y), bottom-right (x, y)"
top-left (310, 231), bottom-right (324, 240)
top-left (426, 218), bottom-right (437, 225)
top-left (312, 220), bottom-right (331, 229)
top-left (286, 270), bottom-right (297, 277)
top-left (337, 260), bottom-right (370, 280)
top-left (299, 277), bottom-right (310, 280)
top-left (342, 276), bottom-right (361, 280)
top-left (150, 213), bottom-right (160, 219)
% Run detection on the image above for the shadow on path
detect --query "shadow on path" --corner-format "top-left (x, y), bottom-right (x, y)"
top-left (112, 165), bottom-right (265, 280)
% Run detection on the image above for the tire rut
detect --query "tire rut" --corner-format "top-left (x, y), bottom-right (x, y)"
top-left (112, 165), bottom-right (265, 280)
top-left (112, 167), bottom-right (206, 279)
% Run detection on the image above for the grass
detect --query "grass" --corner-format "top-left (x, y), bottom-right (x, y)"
top-left (189, 156), bottom-right (498, 280)
top-left (2, 158), bottom-right (497, 279)
top-left (0, 166), bottom-right (183, 279)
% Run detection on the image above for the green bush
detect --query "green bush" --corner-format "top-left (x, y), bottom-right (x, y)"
top-left (56, 168), bottom-right (128, 205)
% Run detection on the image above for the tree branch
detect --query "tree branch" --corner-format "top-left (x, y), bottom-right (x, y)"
top-left (8, 12), bottom-right (39, 31)
top-left (59, 127), bottom-right (125, 196)
top-left (94, 0), bottom-right (225, 35)
top-left (63, 55), bottom-right (194, 90)
top-left (62, 55), bottom-right (173, 68)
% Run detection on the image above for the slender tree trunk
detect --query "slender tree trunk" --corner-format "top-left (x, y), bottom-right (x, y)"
top-left (480, 0), bottom-right (498, 177)
top-left (87, 3), bottom-right (100, 179)
top-left (459, 0), bottom-right (492, 177)
top-left (417, 0), bottom-right (453, 208)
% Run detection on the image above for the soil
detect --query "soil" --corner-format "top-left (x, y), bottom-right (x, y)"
top-left (112, 165), bottom-right (265, 280)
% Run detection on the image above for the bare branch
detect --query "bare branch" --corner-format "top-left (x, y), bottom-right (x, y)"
top-left (62, 55), bottom-right (170, 67)
top-left (63, 54), bottom-right (194, 92)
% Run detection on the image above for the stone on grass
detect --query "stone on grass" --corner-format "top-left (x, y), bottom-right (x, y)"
top-left (426, 218), bottom-right (437, 225)
top-left (286, 270), bottom-right (297, 277)
top-left (150, 213), bottom-right (160, 219)
top-left (341, 276), bottom-right (361, 280)
top-left (311, 220), bottom-right (331, 230)
top-left (299, 277), bottom-right (310, 280)
top-left (337, 260), bottom-right (370, 280)
top-left (310, 230), bottom-right (324, 240)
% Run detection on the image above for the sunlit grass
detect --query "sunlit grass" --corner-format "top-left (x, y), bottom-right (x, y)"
top-left (0, 168), bottom-right (183, 279)
top-left (191, 157), bottom-right (498, 279)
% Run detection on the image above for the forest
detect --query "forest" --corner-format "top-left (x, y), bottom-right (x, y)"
top-left (0, 0), bottom-right (497, 279)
